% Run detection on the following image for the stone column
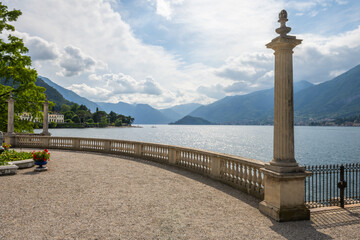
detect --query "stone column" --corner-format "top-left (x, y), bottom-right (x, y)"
top-left (6, 93), bottom-right (15, 136)
top-left (259, 10), bottom-right (310, 221)
top-left (41, 96), bottom-right (51, 136)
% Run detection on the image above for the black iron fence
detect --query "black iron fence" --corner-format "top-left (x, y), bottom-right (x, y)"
top-left (305, 163), bottom-right (360, 209)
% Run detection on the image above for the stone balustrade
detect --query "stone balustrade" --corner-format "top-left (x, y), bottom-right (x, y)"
top-left (12, 135), bottom-right (265, 199)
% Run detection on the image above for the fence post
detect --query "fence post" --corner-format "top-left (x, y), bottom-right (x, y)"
top-left (73, 138), bottom-right (80, 150)
top-left (337, 165), bottom-right (347, 208)
top-left (104, 140), bottom-right (111, 152)
top-left (135, 143), bottom-right (142, 157)
top-left (169, 147), bottom-right (177, 165)
top-left (211, 156), bottom-right (220, 179)
top-left (42, 137), bottom-right (50, 148)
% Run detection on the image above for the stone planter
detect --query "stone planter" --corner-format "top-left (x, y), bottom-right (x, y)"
top-left (9, 159), bottom-right (34, 169)
top-left (34, 161), bottom-right (48, 172)
top-left (0, 164), bottom-right (18, 176)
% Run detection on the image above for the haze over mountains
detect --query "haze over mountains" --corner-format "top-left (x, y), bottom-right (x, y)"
top-left (38, 64), bottom-right (360, 124)
top-left (39, 76), bottom-right (201, 123)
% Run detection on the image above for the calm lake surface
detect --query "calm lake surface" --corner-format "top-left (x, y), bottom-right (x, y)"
top-left (35, 125), bottom-right (360, 166)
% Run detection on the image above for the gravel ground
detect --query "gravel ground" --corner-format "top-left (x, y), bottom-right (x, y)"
top-left (1, 149), bottom-right (359, 239)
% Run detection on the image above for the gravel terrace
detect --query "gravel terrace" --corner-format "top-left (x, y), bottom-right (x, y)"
top-left (1, 149), bottom-right (359, 239)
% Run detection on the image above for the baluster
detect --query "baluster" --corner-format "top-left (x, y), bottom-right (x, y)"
top-left (238, 163), bottom-right (243, 185)
top-left (235, 162), bottom-right (239, 184)
top-left (252, 167), bottom-right (258, 191)
top-left (243, 165), bottom-right (248, 188)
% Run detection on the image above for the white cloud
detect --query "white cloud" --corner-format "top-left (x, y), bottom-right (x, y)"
top-left (7, 31), bottom-right (59, 61)
top-left (2, 0), bottom-right (360, 108)
top-left (156, 0), bottom-right (172, 19)
top-left (57, 46), bottom-right (98, 77)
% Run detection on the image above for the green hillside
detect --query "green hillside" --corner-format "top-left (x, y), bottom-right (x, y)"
top-left (170, 115), bottom-right (214, 125)
top-left (294, 64), bottom-right (360, 119)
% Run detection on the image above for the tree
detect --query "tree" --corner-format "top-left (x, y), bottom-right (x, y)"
top-left (79, 104), bottom-right (88, 111)
top-left (61, 104), bottom-right (71, 113)
top-left (0, 3), bottom-right (47, 132)
top-left (72, 115), bottom-right (80, 123)
top-left (70, 103), bottom-right (79, 112)
top-left (92, 110), bottom-right (107, 123)
top-left (109, 111), bottom-right (117, 123)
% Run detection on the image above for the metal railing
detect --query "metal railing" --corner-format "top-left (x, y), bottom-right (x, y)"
top-left (305, 163), bottom-right (360, 208)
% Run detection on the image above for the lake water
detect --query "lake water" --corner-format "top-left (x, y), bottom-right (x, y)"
top-left (35, 125), bottom-right (360, 166)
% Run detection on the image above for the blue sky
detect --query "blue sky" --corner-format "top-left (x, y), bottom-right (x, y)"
top-left (3, 0), bottom-right (360, 108)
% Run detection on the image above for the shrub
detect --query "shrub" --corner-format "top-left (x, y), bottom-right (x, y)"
top-left (0, 150), bottom-right (33, 165)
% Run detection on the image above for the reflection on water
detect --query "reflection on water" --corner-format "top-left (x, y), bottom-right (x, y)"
top-left (35, 125), bottom-right (360, 165)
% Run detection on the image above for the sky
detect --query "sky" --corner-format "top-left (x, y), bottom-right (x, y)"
top-left (3, 0), bottom-right (360, 109)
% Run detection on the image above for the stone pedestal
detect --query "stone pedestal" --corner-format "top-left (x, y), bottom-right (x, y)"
top-left (259, 10), bottom-right (310, 221)
top-left (41, 97), bottom-right (51, 136)
top-left (259, 168), bottom-right (310, 221)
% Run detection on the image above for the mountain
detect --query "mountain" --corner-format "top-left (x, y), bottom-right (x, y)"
top-left (170, 115), bottom-right (214, 125)
top-left (96, 102), bottom-right (171, 124)
top-left (35, 78), bottom-right (74, 111)
top-left (294, 64), bottom-right (360, 119)
top-left (39, 76), bottom-right (101, 112)
top-left (190, 80), bottom-right (313, 124)
top-left (159, 103), bottom-right (203, 122)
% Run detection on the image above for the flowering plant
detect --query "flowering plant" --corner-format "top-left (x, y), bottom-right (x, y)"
top-left (32, 149), bottom-right (51, 162)
top-left (2, 143), bottom-right (11, 150)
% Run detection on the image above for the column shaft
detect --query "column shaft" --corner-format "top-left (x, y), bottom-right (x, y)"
top-left (272, 49), bottom-right (296, 166)
top-left (7, 97), bottom-right (15, 134)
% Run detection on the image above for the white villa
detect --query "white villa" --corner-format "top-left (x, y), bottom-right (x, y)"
top-left (20, 112), bottom-right (64, 123)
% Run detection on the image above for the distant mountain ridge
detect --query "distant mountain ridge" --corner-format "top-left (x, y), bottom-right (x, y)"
top-left (189, 64), bottom-right (360, 124)
top-left (97, 102), bottom-right (171, 124)
top-left (189, 80), bottom-right (314, 124)
top-left (39, 76), bottom-right (101, 113)
top-left (37, 64), bottom-right (360, 124)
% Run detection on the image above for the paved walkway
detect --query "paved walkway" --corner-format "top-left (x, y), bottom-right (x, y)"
top-left (1, 149), bottom-right (359, 239)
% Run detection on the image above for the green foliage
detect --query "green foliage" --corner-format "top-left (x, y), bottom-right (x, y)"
top-left (0, 2), bottom-right (48, 132)
top-left (92, 110), bottom-right (107, 123)
top-left (71, 103), bottom-right (79, 112)
top-left (49, 121), bottom-right (57, 128)
top-left (76, 109), bottom-right (91, 123)
top-left (115, 118), bottom-right (122, 126)
top-left (85, 118), bottom-right (94, 124)
top-left (109, 111), bottom-right (117, 123)
top-left (0, 150), bottom-right (32, 165)
top-left (61, 104), bottom-right (71, 113)
top-left (72, 114), bottom-right (80, 123)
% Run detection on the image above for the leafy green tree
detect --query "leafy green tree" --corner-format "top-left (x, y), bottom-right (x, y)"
top-left (109, 111), bottom-right (117, 123)
top-left (92, 110), bottom-right (107, 123)
top-left (0, 3), bottom-right (47, 132)
top-left (61, 104), bottom-right (71, 113)
top-left (72, 115), bottom-right (80, 123)
top-left (64, 111), bottom-right (74, 121)
top-left (76, 109), bottom-right (91, 123)
top-left (70, 103), bottom-right (79, 112)
top-left (115, 118), bottom-right (122, 127)
top-left (79, 104), bottom-right (88, 111)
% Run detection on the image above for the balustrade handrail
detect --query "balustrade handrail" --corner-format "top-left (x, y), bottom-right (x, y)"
top-left (11, 135), bottom-right (266, 199)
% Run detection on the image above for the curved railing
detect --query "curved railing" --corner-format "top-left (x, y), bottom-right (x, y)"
top-left (13, 135), bottom-right (265, 199)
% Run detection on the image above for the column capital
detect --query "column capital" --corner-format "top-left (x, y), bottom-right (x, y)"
top-left (43, 96), bottom-right (49, 106)
top-left (266, 36), bottom-right (302, 51)
top-left (7, 92), bottom-right (15, 103)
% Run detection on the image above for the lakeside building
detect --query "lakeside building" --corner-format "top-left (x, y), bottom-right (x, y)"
top-left (20, 112), bottom-right (64, 123)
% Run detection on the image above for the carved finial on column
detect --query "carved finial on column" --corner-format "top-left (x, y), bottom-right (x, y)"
top-left (276, 9), bottom-right (291, 37)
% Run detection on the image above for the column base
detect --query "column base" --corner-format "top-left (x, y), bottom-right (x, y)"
top-left (259, 200), bottom-right (310, 222)
top-left (40, 131), bottom-right (51, 136)
top-left (259, 167), bottom-right (311, 222)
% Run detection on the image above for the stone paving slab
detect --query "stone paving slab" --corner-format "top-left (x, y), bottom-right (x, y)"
top-left (0, 149), bottom-right (359, 239)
